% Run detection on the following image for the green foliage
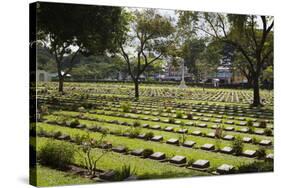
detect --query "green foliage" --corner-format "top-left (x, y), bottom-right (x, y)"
top-left (38, 141), bottom-right (75, 169)
top-left (142, 148), bottom-right (154, 158)
top-left (231, 137), bottom-right (244, 155)
top-left (169, 118), bottom-right (175, 124)
top-left (187, 113), bottom-right (193, 120)
top-left (176, 111), bottom-right (183, 118)
top-left (259, 121), bottom-right (267, 128)
top-left (69, 119), bottom-right (80, 128)
top-left (237, 161), bottom-right (273, 173)
top-left (144, 132), bottom-right (154, 140)
top-left (132, 121), bottom-right (141, 127)
top-left (264, 128), bottom-right (273, 136)
top-left (256, 146), bottom-right (267, 159)
top-left (121, 102), bottom-right (131, 113)
top-left (115, 164), bottom-right (136, 181)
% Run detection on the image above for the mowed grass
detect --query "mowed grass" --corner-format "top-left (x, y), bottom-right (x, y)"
top-left (36, 122), bottom-right (258, 169)
top-left (45, 112), bottom-right (273, 153)
top-left (30, 165), bottom-right (94, 187)
top-left (34, 137), bottom-right (208, 180)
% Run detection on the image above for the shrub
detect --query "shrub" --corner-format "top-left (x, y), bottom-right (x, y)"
top-left (121, 103), bottom-right (131, 113)
top-left (133, 121), bottom-right (141, 127)
top-left (176, 111), bottom-right (183, 118)
top-left (144, 132), bottom-right (154, 140)
top-left (53, 131), bottom-right (62, 138)
top-left (73, 134), bottom-right (88, 145)
top-left (187, 113), bottom-right (193, 120)
top-left (142, 148), bottom-right (154, 158)
top-left (38, 141), bottom-right (75, 170)
top-left (247, 120), bottom-right (253, 127)
top-left (168, 118), bottom-right (175, 124)
top-left (128, 128), bottom-right (141, 138)
top-left (237, 161), bottom-right (273, 173)
top-left (231, 137), bottom-right (244, 155)
top-left (256, 146), bottom-right (267, 159)
top-left (264, 128), bottom-right (273, 136)
top-left (115, 164), bottom-right (136, 181)
top-left (259, 121), bottom-right (267, 128)
top-left (70, 119), bottom-right (80, 128)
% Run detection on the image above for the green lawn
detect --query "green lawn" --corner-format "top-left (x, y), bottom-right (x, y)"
top-left (30, 165), bottom-right (94, 187)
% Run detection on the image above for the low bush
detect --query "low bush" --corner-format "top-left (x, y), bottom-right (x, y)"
top-left (187, 113), bottom-right (193, 120)
top-left (115, 164), bottom-right (136, 181)
top-left (237, 161), bottom-right (273, 173)
top-left (264, 128), bottom-right (273, 136)
top-left (38, 141), bottom-right (75, 170)
top-left (247, 120), bottom-right (253, 127)
top-left (121, 103), bottom-right (131, 113)
top-left (168, 118), bottom-right (175, 124)
top-left (176, 111), bottom-right (183, 118)
top-left (142, 148), bottom-right (154, 158)
top-left (256, 146), bottom-right (267, 159)
top-left (144, 132), bottom-right (154, 140)
top-left (70, 119), bottom-right (80, 128)
top-left (231, 137), bottom-right (244, 155)
top-left (259, 121), bottom-right (267, 128)
top-left (53, 131), bottom-right (62, 138)
top-left (133, 121), bottom-right (141, 127)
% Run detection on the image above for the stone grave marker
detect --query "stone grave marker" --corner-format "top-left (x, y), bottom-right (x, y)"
top-left (131, 149), bottom-right (144, 156)
top-left (149, 152), bottom-right (166, 160)
top-left (242, 150), bottom-right (257, 157)
top-left (112, 146), bottom-right (127, 153)
top-left (151, 135), bottom-right (163, 142)
top-left (170, 155), bottom-right (187, 164)
top-left (216, 164), bottom-right (234, 174)
top-left (192, 160), bottom-right (210, 168)
top-left (166, 138), bottom-right (179, 145)
top-left (183, 140), bottom-right (196, 147)
top-left (220, 146), bottom-right (233, 154)
top-left (201, 143), bottom-right (215, 151)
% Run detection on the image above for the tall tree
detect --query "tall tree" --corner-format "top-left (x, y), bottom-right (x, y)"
top-left (179, 12), bottom-right (274, 106)
top-left (118, 9), bottom-right (175, 99)
top-left (36, 2), bottom-right (124, 93)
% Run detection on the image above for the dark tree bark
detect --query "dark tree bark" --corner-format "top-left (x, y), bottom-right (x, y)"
top-left (252, 75), bottom-right (260, 105)
top-left (134, 80), bottom-right (139, 99)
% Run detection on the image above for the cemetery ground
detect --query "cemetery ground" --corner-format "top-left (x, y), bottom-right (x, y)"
top-left (31, 82), bottom-right (274, 186)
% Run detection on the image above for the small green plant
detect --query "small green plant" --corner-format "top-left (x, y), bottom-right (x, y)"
top-left (70, 119), bottom-right (80, 128)
top-left (215, 138), bottom-right (222, 150)
top-left (142, 148), bottom-right (154, 158)
top-left (53, 131), bottom-right (62, 138)
top-left (144, 132), bottom-right (154, 140)
top-left (115, 164), bottom-right (136, 181)
top-left (247, 120), bottom-right (253, 127)
top-left (176, 111), bottom-right (183, 118)
top-left (264, 128), bottom-right (272, 136)
top-left (215, 125), bottom-right (223, 139)
top-left (38, 141), bottom-right (75, 170)
top-left (73, 134), bottom-right (88, 145)
top-left (187, 113), bottom-right (193, 120)
top-left (259, 121), bottom-right (267, 128)
top-left (128, 127), bottom-right (141, 138)
top-left (231, 136), bottom-right (244, 155)
top-left (76, 132), bottom-right (110, 176)
top-left (121, 102), bottom-right (131, 113)
top-left (133, 121), bottom-right (141, 127)
top-left (256, 146), bottom-right (266, 159)
top-left (169, 118), bottom-right (175, 124)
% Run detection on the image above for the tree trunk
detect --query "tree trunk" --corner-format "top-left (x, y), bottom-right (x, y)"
top-left (58, 76), bottom-right (64, 93)
top-left (134, 80), bottom-right (139, 99)
top-left (252, 76), bottom-right (261, 106)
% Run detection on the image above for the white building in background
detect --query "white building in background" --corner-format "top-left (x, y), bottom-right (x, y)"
top-left (36, 70), bottom-right (51, 82)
